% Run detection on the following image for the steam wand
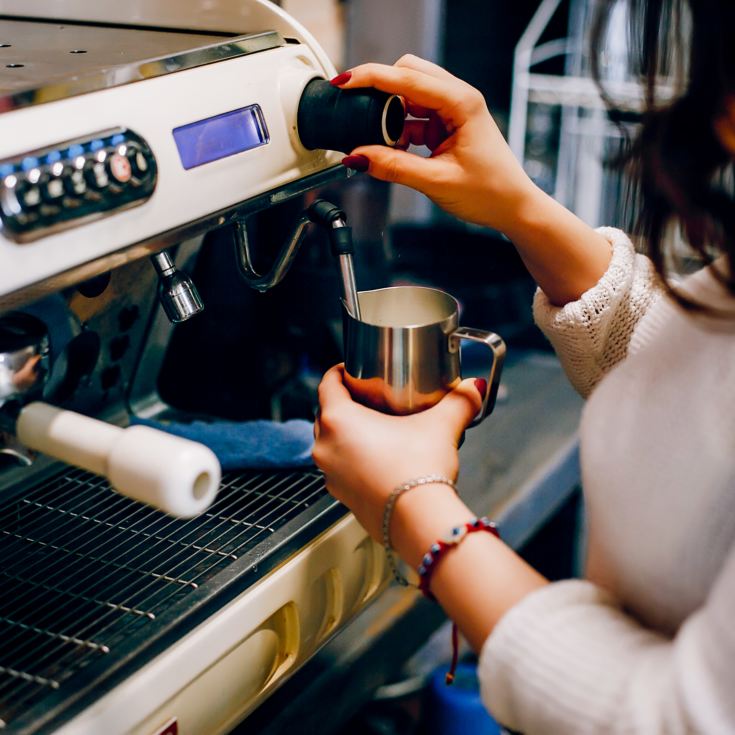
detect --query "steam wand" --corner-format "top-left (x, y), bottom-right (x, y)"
top-left (309, 200), bottom-right (361, 320)
top-left (233, 199), bottom-right (361, 319)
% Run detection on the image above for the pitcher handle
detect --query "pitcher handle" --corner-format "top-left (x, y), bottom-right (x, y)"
top-left (449, 327), bottom-right (506, 427)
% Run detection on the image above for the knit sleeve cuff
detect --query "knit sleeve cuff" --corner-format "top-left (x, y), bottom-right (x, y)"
top-left (532, 228), bottom-right (659, 397)
top-left (532, 227), bottom-right (636, 332)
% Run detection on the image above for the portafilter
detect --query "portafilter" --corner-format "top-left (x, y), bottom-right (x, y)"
top-left (0, 311), bottom-right (220, 518)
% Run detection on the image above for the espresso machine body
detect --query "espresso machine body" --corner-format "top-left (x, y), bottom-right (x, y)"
top-left (0, 3), bottom-right (388, 732)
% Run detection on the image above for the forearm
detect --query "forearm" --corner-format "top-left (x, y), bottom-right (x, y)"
top-left (502, 185), bottom-right (613, 307)
top-left (390, 483), bottom-right (547, 651)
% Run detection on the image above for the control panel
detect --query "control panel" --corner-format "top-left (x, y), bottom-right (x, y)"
top-left (0, 128), bottom-right (157, 243)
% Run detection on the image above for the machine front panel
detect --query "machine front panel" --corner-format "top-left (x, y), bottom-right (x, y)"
top-left (0, 38), bottom-right (339, 298)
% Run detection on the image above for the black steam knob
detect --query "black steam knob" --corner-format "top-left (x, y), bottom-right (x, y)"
top-left (297, 78), bottom-right (406, 154)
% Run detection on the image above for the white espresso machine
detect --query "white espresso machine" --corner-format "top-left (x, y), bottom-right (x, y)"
top-left (0, 2), bottom-right (404, 732)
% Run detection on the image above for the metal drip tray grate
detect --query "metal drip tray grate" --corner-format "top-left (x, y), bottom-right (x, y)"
top-left (0, 465), bottom-right (337, 731)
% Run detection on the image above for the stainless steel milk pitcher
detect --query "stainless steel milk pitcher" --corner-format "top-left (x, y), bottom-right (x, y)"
top-left (342, 286), bottom-right (506, 424)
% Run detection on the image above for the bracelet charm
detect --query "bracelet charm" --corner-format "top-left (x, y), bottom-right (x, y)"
top-left (418, 517), bottom-right (499, 600)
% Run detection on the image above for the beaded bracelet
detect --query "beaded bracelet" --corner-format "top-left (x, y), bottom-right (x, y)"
top-left (382, 475), bottom-right (458, 587)
top-left (416, 516), bottom-right (500, 684)
top-left (418, 517), bottom-right (500, 601)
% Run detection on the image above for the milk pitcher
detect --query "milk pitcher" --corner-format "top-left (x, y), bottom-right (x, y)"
top-left (342, 286), bottom-right (505, 424)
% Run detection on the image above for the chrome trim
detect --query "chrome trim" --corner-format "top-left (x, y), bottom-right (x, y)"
top-left (3, 194), bottom-right (152, 245)
top-left (0, 28), bottom-right (285, 112)
top-left (150, 249), bottom-right (205, 323)
top-left (233, 212), bottom-right (312, 293)
top-left (0, 127), bottom-right (158, 244)
top-left (0, 165), bottom-right (351, 313)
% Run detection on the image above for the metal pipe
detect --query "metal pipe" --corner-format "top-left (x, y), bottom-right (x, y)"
top-left (234, 200), bottom-right (362, 320)
top-left (232, 213), bottom-right (312, 293)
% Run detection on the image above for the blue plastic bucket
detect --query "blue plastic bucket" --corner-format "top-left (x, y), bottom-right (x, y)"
top-left (424, 662), bottom-right (501, 735)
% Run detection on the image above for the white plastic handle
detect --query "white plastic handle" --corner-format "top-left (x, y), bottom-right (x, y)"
top-left (16, 402), bottom-right (221, 518)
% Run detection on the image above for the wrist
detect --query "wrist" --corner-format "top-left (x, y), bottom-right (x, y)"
top-left (476, 165), bottom-right (539, 231)
top-left (390, 483), bottom-right (474, 569)
top-left (500, 185), bottom-right (613, 305)
top-left (500, 182), bottom-right (557, 243)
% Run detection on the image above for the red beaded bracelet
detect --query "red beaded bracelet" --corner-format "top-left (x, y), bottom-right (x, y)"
top-left (418, 516), bottom-right (500, 600)
top-left (417, 516), bottom-right (500, 684)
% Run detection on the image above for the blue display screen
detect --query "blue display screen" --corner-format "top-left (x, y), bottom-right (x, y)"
top-left (173, 105), bottom-right (269, 170)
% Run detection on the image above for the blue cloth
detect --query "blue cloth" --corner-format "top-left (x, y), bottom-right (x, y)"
top-left (132, 417), bottom-right (315, 471)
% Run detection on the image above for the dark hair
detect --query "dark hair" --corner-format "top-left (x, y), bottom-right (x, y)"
top-left (591, 0), bottom-right (735, 312)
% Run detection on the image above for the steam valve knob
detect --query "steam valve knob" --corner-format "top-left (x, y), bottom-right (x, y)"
top-left (297, 78), bottom-right (406, 154)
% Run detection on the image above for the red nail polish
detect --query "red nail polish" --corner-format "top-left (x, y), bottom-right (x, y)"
top-left (342, 154), bottom-right (370, 172)
top-left (474, 378), bottom-right (487, 397)
top-left (330, 71), bottom-right (352, 86)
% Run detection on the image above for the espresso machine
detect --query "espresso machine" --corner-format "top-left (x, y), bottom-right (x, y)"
top-left (0, 2), bottom-right (406, 732)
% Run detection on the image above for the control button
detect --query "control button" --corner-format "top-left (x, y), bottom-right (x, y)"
top-left (1, 174), bottom-right (22, 216)
top-left (17, 167), bottom-right (43, 209)
top-left (45, 178), bottom-right (65, 199)
top-left (0, 175), bottom-right (40, 228)
top-left (66, 156), bottom-right (88, 197)
top-left (17, 182), bottom-right (42, 209)
top-left (127, 146), bottom-right (150, 177)
top-left (40, 162), bottom-right (66, 202)
top-left (0, 129), bottom-right (156, 240)
top-left (107, 151), bottom-right (132, 184)
top-left (84, 154), bottom-right (110, 190)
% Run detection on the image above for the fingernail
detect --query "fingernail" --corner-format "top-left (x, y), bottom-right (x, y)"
top-left (342, 154), bottom-right (370, 172)
top-left (474, 378), bottom-right (487, 397)
top-left (330, 71), bottom-right (352, 86)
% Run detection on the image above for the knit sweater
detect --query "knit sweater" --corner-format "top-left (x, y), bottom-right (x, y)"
top-left (478, 228), bottom-right (735, 734)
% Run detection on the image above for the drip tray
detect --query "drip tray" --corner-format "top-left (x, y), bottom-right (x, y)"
top-left (0, 465), bottom-right (342, 732)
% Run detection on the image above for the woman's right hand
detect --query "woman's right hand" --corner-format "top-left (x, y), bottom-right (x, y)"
top-left (335, 55), bottom-right (614, 306)
top-left (334, 54), bottom-right (540, 233)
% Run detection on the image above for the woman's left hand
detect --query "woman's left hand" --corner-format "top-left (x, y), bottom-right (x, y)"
top-left (315, 365), bottom-right (547, 654)
top-left (312, 364), bottom-right (482, 542)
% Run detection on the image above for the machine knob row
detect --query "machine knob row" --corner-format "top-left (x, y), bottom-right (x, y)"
top-left (0, 129), bottom-right (157, 242)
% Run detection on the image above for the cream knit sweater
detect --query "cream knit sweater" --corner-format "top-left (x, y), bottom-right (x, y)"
top-left (478, 229), bottom-right (735, 734)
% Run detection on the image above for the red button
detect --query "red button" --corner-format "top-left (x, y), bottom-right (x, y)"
top-left (109, 153), bottom-right (132, 183)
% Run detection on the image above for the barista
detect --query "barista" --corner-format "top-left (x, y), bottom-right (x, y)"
top-left (312, 1), bottom-right (735, 732)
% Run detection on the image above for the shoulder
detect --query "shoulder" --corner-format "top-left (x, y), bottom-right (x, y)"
top-left (629, 257), bottom-right (735, 354)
